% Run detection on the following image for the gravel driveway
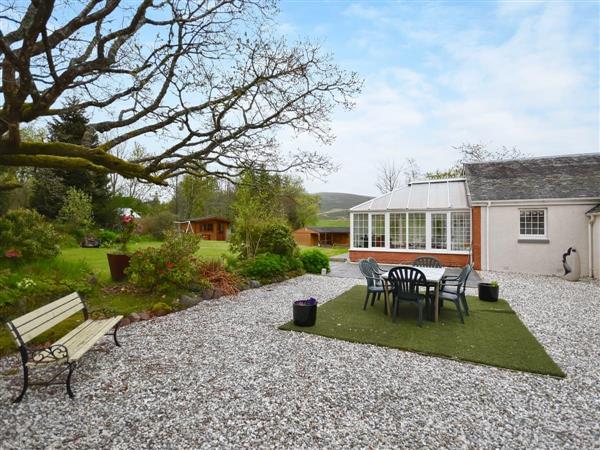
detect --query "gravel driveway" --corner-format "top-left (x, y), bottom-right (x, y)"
top-left (1, 272), bottom-right (599, 449)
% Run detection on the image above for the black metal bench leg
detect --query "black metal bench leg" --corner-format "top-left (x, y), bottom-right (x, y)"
top-left (13, 365), bottom-right (28, 403)
top-left (113, 321), bottom-right (122, 347)
top-left (66, 363), bottom-right (76, 399)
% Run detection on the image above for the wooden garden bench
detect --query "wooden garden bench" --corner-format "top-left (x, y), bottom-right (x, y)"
top-left (5, 292), bottom-right (123, 403)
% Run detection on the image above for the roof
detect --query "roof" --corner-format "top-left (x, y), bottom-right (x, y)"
top-left (350, 179), bottom-right (469, 212)
top-left (464, 153), bottom-right (600, 202)
top-left (175, 215), bottom-right (230, 223)
top-left (586, 204), bottom-right (600, 215)
top-left (305, 227), bottom-right (349, 234)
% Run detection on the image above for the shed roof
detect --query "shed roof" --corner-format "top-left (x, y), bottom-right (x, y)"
top-left (175, 215), bottom-right (230, 223)
top-left (350, 179), bottom-right (469, 212)
top-left (464, 153), bottom-right (600, 202)
top-left (306, 227), bottom-right (349, 234)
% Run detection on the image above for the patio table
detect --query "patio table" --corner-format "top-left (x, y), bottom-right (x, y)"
top-left (381, 267), bottom-right (446, 322)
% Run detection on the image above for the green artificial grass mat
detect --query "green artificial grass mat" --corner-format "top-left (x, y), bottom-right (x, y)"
top-left (280, 285), bottom-right (564, 377)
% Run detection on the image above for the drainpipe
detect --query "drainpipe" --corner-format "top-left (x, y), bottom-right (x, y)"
top-left (588, 215), bottom-right (595, 278)
top-left (486, 201), bottom-right (491, 271)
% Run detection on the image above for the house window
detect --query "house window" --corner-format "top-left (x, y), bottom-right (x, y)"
top-left (353, 213), bottom-right (368, 248)
top-left (520, 209), bottom-right (546, 237)
top-left (451, 212), bottom-right (471, 251)
top-left (201, 223), bottom-right (213, 232)
top-left (431, 213), bottom-right (447, 250)
top-left (371, 214), bottom-right (385, 248)
top-left (389, 213), bottom-right (406, 249)
top-left (408, 213), bottom-right (426, 250)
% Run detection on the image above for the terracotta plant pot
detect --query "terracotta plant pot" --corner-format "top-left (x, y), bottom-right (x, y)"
top-left (478, 282), bottom-right (499, 302)
top-left (107, 254), bottom-right (131, 282)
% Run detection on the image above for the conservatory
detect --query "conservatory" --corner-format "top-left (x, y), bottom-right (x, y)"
top-left (349, 179), bottom-right (473, 267)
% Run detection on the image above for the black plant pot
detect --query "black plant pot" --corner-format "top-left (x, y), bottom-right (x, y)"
top-left (293, 300), bottom-right (317, 327)
top-left (478, 282), bottom-right (499, 302)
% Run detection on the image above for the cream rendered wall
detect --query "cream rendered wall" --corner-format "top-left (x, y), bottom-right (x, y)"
top-left (481, 204), bottom-right (593, 276)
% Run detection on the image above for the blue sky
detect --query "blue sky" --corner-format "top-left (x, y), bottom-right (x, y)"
top-left (275, 0), bottom-right (600, 195)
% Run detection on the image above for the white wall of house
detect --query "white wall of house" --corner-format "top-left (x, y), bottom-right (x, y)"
top-left (479, 202), bottom-right (596, 276)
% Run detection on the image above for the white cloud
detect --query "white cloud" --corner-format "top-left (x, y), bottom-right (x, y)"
top-left (292, 1), bottom-right (598, 196)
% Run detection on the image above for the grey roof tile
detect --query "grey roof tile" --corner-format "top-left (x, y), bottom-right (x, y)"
top-left (464, 153), bottom-right (600, 201)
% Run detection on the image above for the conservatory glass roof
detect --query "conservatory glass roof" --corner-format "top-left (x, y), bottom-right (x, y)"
top-left (350, 179), bottom-right (469, 212)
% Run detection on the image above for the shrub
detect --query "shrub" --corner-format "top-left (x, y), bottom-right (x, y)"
top-left (58, 187), bottom-right (94, 234)
top-left (230, 219), bottom-right (298, 259)
top-left (0, 209), bottom-right (60, 262)
top-left (240, 253), bottom-right (287, 281)
top-left (140, 211), bottom-right (176, 240)
top-left (257, 223), bottom-right (298, 257)
top-left (301, 249), bottom-right (330, 274)
top-left (98, 229), bottom-right (118, 245)
top-left (285, 255), bottom-right (304, 273)
top-left (126, 231), bottom-right (203, 292)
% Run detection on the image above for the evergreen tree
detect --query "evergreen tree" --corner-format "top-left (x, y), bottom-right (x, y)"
top-left (31, 107), bottom-right (112, 224)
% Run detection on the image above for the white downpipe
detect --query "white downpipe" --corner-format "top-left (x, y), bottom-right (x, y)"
top-left (486, 201), bottom-right (491, 271)
top-left (588, 215), bottom-right (595, 278)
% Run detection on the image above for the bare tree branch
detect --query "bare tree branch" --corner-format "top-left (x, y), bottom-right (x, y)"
top-left (0, 0), bottom-right (362, 185)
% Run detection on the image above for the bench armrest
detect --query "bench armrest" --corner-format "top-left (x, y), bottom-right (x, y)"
top-left (30, 344), bottom-right (69, 363)
top-left (88, 308), bottom-right (118, 319)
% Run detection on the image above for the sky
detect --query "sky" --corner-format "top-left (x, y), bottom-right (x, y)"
top-left (275, 0), bottom-right (600, 196)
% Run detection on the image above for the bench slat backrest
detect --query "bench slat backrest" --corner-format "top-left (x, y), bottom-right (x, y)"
top-left (6, 292), bottom-right (85, 344)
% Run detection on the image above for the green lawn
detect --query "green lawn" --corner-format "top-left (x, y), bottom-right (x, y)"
top-left (280, 285), bottom-right (564, 377)
top-left (61, 241), bottom-right (346, 280)
top-left (61, 240), bottom-right (232, 281)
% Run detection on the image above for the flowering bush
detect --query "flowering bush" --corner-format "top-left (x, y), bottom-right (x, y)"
top-left (126, 231), bottom-right (204, 292)
top-left (0, 209), bottom-right (60, 262)
top-left (117, 214), bottom-right (137, 253)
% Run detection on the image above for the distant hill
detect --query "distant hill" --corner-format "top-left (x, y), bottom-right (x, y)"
top-left (315, 192), bottom-right (373, 221)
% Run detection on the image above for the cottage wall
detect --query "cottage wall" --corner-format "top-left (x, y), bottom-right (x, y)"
top-left (480, 203), bottom-right (593, 276)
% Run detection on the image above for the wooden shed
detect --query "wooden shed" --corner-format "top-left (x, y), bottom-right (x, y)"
top-left (292, 227), bottom-right (350, 247)
top-left (175, 216), bottom-right (230, 241)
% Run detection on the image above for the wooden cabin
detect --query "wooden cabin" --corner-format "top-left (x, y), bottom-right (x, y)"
top-left (175, 216), bottom-right (230, 241)
top-left (292, 227), bottom-right (350, 247)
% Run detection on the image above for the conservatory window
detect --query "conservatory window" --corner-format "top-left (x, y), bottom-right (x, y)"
top-left (389, 213), bottom-right (406, 249)
top-left (431, 213), bottom-right (447, 250)
top-left (451, 212), bottom-right (471, 251)
top-left (371, 214), bottom-right (385, 248)
top-left (408, 213), bottom-right (426, 250)
top-left (353, 213), bottom-right (368, 248)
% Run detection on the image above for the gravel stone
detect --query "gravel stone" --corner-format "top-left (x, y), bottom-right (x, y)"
top-left (0, 272), bottom-right (598, 449)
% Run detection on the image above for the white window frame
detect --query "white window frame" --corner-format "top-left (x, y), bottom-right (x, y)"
top-left (519, 208), bottom-right (547, 239)
top-left (350, 210), bottom-right (471, 254)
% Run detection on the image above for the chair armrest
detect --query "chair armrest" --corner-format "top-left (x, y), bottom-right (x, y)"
top-left (441, 274), bottom-right (460, 282)
top-left (30, 344), bottom-right (69, 363)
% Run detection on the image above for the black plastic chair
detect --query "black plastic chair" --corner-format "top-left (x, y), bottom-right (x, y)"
top-left (439, 263), bottom-right (474, 323)
top-left (367, 257), bottom-right (386, 275)
top-left (412, 256), bottom-right (443, 268)
top-left (387, 266), bottom-right (431, 327)
top-left (358, 260), bottom-right (388, 312)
